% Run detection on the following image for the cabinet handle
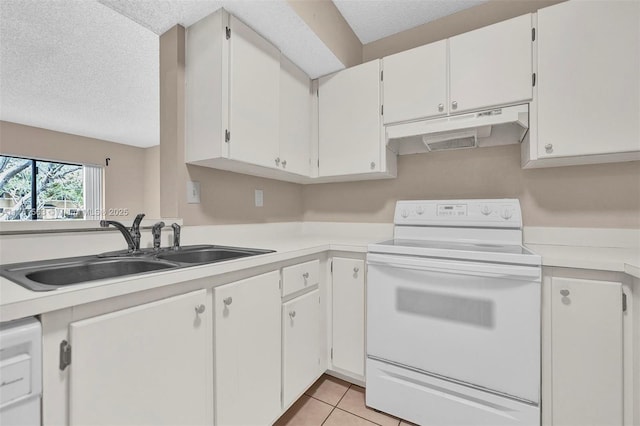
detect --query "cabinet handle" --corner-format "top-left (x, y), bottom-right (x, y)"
top-left (370, 162), bottom-right (376, 170)
top-left (282, 160), bottom-right (287, 168)
top-left (545, 144), bottom-right (553, 153)
top-left (223, 297), bottom-right (233, 306)
top-left (302, 272), bottom-right (310, 279)
top-left (195, 304), bottom-right (206, 314)
top-left (451, 101), bottom-right (458, 110)
top-left (354, 267), bottom-right (360, 273)
top-left (438, 103), bottom-right (444, 112)
top-left (560, 289), bottom-right (570, 297)
top-left (289, 311), bottom-right (296, 318)
top-left (275, 157), bottom-right (280, 166)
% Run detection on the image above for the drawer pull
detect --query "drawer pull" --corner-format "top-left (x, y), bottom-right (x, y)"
top-left (289, 311), bottom-right (296, 318)
top-left (223, 297), bottom-right (233, 306)
top-left (195, 304), bottom-right (206, 314)
top-left (302, 272), bottom-right (310, 279)
top-left (560, 289), bottom-right (570, 297)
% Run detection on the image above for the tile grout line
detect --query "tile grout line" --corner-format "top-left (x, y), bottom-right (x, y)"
top-left (320, 383), bottom-right (351, 426)
top-left (334, 386), bottom-right (402, 426)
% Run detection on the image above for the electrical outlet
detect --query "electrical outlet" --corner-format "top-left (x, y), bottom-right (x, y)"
top-left (187, 181), bottom-right (201, 204)
top-left (255, 189), bottom-right (263, 207)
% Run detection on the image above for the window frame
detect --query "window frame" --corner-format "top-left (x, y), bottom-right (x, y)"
top-left (0, 154), bottom-right (103, 222)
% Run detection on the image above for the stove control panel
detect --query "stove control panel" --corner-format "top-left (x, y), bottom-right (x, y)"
top-left (394, 199), bottom-right (522, 228)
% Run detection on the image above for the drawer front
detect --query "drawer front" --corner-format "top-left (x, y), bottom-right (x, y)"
top-left (282, 260), bottom-right (319, 296)
top-left (0, 354), bottom-right (32, 404)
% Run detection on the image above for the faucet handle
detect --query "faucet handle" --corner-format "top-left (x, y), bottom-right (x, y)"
top-left (152, 222), bottom-right (165, 249)
top-left (131, 213), bottom-right (146, 229)
top-left (171, 223), bottom-right (181, 250)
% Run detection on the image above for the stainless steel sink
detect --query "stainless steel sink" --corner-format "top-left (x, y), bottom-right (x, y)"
top-left (156, 247), bottom-right (270, 264)
top-left (0, 245), bottom-right (275, 292)
top-left (25, 259), bottom-right (176, 286)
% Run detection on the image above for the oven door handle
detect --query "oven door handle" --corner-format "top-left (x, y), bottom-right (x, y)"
top-left (367, 253), bottom-right (541, 281)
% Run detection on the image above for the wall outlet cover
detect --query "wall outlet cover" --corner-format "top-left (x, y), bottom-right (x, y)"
top-left (187, 181), bottom-right (201, 204)
top-left (255, 189), bottom-right (263, 207)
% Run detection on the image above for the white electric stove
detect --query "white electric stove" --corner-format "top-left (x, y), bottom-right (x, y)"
top-left (366, 199), bottom-right (541, 426)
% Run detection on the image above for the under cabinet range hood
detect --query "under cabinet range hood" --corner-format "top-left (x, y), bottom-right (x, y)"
top-left (386, 104), bottom-right (529, 155)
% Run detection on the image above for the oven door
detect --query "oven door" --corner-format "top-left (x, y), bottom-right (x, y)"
top-left (366, 252), bottom-right (540, 403)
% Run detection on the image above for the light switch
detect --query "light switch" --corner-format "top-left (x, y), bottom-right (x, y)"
top-left (255, 189), bottom-right (263, 207)
top-left (187, 181), bottom-right (201, 204)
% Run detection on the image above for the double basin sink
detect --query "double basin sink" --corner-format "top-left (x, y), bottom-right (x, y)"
top-left (0, 245), bottom-right (275, 292)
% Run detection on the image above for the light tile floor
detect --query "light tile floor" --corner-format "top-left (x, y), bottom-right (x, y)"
top-left (275, 375), bottom-right (416, 426)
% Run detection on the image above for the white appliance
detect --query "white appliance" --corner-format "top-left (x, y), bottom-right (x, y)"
top-left (366, 199), bottom-right (541, 426)
top-left (0, 317), bottom-right (42, 426)
top-left (386, 104), bottom-right (529, 155)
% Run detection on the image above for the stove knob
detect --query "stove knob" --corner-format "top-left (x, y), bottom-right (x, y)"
top-left (481, 205), bottom-right (492, 216)
top-left (400, 209), bottom-right (409, 219)
top-left (501, 209), bottom-right (513, 220)
top-left (416, 206), bottom-right (425, 215)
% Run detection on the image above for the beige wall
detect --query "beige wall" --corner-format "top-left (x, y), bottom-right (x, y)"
top-left (302, 145), bottom-right (640, 228)
top-left (362, 0), bottom-right (566, 60)
top-left (143, 145), bottom-right (161, 218)
top-left (159, 26), bottom-right (304, 226)
top-left (0, 120), bottom-right (149, 220)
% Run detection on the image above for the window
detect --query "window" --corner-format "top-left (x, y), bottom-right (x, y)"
top-left (0, 155), bottom-right (102, 221)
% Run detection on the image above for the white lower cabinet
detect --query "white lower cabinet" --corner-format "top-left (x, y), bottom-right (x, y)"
top-left (282, 289), bottom-right (321, 408)
top-left (68, 290), bottom-right (212, 426)
top-left (214, 271), bottom-right (282, 426)
top-left (548, 276), bottom-right (625, 426)
top-left (331, 257), bottom-right (365, 379)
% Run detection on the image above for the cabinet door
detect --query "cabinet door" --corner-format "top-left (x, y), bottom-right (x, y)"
top-left (279, 56), bottom-right (312, 176)
top-left (383, 40), bottom-right (448, 124)
top-left (331, 257), bottom-right (365, 377)
top-left (214, 271), bottom-right (281, 426)
top-left (318, 60), bottom-right (383, 177)
top-left (228, 15), bottom-right (280, 168)
top-left (449, 14), bottom-right (532, 113)
top-left (551, 277), bottom-right (623, 426)
top-left (537, 1), bottom-right (640, 158)
top-left (68, 290), bottom-right (212, 426)
top-left (282, 289), bottom-right (321, 407)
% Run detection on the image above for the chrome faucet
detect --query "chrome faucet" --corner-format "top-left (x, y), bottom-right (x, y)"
top-left (171, 223), bottom-right (181, 250)
top-left (100, 213), bottom-right (145, 252)
top-left (152, 222), bottom-right (165, 250)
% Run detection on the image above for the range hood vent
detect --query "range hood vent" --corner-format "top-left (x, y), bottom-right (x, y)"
top-left (386, 104), bottom-right (529, 155)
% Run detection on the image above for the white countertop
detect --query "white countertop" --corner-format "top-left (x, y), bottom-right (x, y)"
top-left (524, 244), bottom-right (640, 278)
top-left (2, 223), bottom-right (638, 322)
top-left (0, 234), bottom-right (372, 322)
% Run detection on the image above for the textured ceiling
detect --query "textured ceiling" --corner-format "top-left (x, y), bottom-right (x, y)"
top-left (98, 0), bottom-right (345, 79)
top-left (0, 0), bottom-right (343, 149)
top-left (0, 0), bottom-right (159, 148)
top-left (333, 0), bottom-right (488, 44)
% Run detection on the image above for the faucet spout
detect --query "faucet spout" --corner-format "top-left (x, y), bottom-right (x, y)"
top-left (100, 220), bottom-right (137, 252)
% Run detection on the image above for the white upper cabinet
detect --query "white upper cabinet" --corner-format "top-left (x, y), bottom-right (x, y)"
top-left (279, 56), bottom-right (312, 176)
top-left (449, 13), bottom-right (533, 113)
top-left (383, 40), bottom-right (448, 124)
top-left (187, 9), bottom-right (281, 168)
top-left (319, 60), bottom-right (395, 178)
top-left (228, 15), bottom-right (280, 168)
top-left (534, 0), bottom-right (640, 160)
top-left (382, 15), bottom-right (532, 124)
